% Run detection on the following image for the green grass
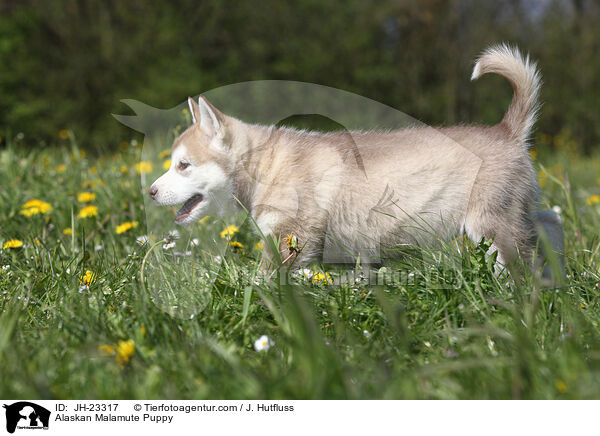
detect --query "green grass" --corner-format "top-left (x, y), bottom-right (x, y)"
top-left (1, 133), bottom-right (600, 400)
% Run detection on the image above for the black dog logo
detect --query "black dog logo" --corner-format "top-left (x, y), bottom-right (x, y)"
top-left (3, 402), bottom-right (50, 434)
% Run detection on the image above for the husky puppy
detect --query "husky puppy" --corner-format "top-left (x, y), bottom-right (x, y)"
top-left (149, 44), bottom-right (560, 273)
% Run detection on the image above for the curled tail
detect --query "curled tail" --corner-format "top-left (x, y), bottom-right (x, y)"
top-left (471, 44), bottom-right (542, 144)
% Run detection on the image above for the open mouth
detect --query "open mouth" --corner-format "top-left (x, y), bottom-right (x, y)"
top-left (175, 194), bottom-right (204, 222)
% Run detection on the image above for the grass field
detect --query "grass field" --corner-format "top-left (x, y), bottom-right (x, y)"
top-left (1, 129), bottom-right (600, 400)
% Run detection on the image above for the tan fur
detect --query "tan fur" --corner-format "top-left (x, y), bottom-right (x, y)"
top-left (158, 45), bottom-right (547, 271)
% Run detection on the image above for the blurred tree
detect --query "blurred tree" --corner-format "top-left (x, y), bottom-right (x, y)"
top-left (0, 0), bottom-right (598, 152)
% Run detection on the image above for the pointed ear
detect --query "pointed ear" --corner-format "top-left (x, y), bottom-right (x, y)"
top-left (198, 95), bottom-right (224, 137)
top-left (188, 97), bottom-right (200, 124)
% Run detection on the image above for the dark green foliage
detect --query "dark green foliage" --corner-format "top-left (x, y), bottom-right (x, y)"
top-left (0, 0), bottom-right (599, 151)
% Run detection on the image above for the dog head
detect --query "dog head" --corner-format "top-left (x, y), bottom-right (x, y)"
top-left (149, 96), bottom-right (236, 224)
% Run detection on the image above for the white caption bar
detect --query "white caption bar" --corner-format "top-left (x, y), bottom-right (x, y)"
top-left (0, 400), bottom-right (595, 435)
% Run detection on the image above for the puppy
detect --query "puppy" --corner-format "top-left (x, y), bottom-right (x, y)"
top-left (149, 44), bottom-right (560, 273)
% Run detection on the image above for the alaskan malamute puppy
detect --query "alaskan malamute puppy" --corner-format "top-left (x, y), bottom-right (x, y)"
top-left (149, 44), bottom-right (561, 274)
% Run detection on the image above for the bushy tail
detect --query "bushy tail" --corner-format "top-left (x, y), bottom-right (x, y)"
top-left (471, 44), bottom-right (541, 144)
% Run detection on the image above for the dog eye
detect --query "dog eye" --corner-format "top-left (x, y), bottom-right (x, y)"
top-left (178, 161), bottom-right (190, 170)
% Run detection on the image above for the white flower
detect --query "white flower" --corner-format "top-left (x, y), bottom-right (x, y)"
top-left (94, 244), bottom-right (104, 251)
top-left (292, 268), bottom-right (312, 279)
top-left (552, 205), bottom-right (562, 214)
top-left (167, 229), bottom-right (180, 240)
top-left (163, 241), bottom-right (176, 250)
top-left (190, 238), bottom-right (200, 247)
top-left (136, 235), bottom-right (149, 245)
top-left (363, 330), bottom-right (371, 339)
top-left (254, 335), bottom-right (274, 352)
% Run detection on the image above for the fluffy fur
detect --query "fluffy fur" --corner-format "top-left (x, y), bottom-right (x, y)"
top-left (150, 44), bottom-right (553, 272)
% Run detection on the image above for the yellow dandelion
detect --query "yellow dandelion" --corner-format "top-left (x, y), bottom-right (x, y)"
top-left (3, 239), bottom-right (23, 250)
top-left (78, 205), bottom-right (98, 219)
top-left (20, 199), bottom-right (52, 216)
top-left (116, 339), bottom-right (135, 366)
top-left (229, 241), bottom-right (244, 249)
top-left (555, 380), bottom-right (567, 393)
top-left (255, 241), bottom-right (264, 251)
top-left (19, 208), bottom-right (38, 217)
top-left (159, 149), bottom-right (171, 159)
top-left (58, 129), bottom-right (69, 140)
top-left (120, 166), bottom-right (128, 174)
top-left (311, 272), bottom-right (332, 285)
top-left (285, 234), bottom-right (298, 252)
top-left (81, 270), bottom-right (96, 286)
top-left (115, 221), bottom-right (139, 234)
top-left (63, 228), bottom-right (73, 235)
top-left (141, 326), bottom-right (147, 336)
top-left (22, 199), bottom-right (43, 209)
top-left (77, 192), bottom-right (96, 203)
top-left (135, 161), bottom-right (153, 174)
top-left (19, 207), bottom-right (50, 217)
top-left (163, 159), bottom-right (171, 170)
top-left (34, 238), bottom-right (41, 245)
top-left (199, 215), bottom-right (211, 225)
top-left (56, 164), bottom-right (67, 173)
top-left (220, 225), bottom-right (239, 239)
top-left (586, 194), bottom-right (600, 206)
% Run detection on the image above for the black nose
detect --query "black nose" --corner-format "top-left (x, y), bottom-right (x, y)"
top-left (148, 186), bottom-right (158, 199)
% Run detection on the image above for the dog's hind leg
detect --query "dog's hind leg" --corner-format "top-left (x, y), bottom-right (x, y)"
top-left (464, 205), bottom-right (537, 278)
top-left (535, 210), bottom-right (565, 284)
